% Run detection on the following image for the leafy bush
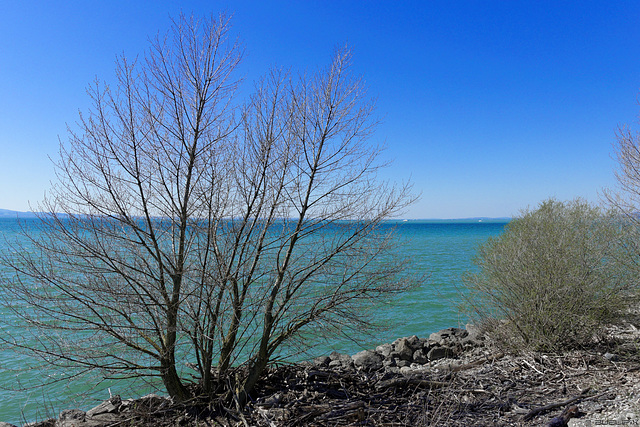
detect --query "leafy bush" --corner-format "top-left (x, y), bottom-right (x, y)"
top-left (463, 198), bottom-right (636, 352)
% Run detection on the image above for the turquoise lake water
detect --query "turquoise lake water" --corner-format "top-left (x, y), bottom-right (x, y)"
top-left (0, 217), bottom-right (508, 424)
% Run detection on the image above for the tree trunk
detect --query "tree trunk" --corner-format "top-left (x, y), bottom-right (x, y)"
top-left (237, 351), bottom-right (269, 407)
top-left (161, 358), bottom-right (190, 401)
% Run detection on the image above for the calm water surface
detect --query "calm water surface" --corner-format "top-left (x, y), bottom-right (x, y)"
top-left (0, 217), bottom-right (507, 423)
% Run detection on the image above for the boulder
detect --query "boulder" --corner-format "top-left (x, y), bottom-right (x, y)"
top-left (136, 393), bottom-right (172, 407)
top-left (86, 396), bottom-right (121, 417)
top-left (382, 357), bottom-right (396, 368)
top-left (465, 323), bottom-right (482, 340)
top-left (391, 337), bottom-right (414, 361)
top-left (313, 355), bottom-right (331, 367)
top-left (412, 348), bottom-right (428, 364)
top-left (429, 327), bottom-right (468, 346)
top-left (56, 409), bottom-right (86, 427)
top-left (396, 359), bottom-right (411, 368)
top-left (329, 351), bottom-right (350, 362)
top-left (427, 346), bottom-right (454, 361)
top-left (329, 352), bottom-right (353, 369)
top-left (306, 326), bottom-right (488, 374)
top-left (405, 335), bottom-right (420, 348)
top-left (375, 343), bottom-right (393, 358)
top-left (352, 350), bottom-right (383, 371)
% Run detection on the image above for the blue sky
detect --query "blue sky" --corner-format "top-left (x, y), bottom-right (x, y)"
top-left (1, 1), bottom-right (640, 219)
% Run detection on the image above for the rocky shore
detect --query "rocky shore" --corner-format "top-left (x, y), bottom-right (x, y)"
top-left (5, 321), bottom-right (640, 426)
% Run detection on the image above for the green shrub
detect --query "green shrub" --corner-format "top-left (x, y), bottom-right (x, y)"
top-left (463, 198), bottom-right (636, 352)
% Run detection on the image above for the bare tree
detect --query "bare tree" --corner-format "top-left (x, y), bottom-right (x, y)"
top-left (609, 122), bottom-right (640, 214)
top-left (605, 117), bottom-right (640, 277)
top-left (1, 14), bottom-right (415, 405)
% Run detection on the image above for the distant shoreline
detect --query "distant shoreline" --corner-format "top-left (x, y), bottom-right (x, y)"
top-left (0, 209), bottom-right (38, 218)
top-left (0, 209), bottom-right (511, 222)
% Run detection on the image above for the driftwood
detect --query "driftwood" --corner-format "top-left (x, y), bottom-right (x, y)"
top-left (24, 325), bottom-right (640, 426)
top-left (546, 405), bottom-right (580, 427)
top-left (523, 388), bottom-right (590, 421)
top-left (238, 350), bottom-right (637, 426)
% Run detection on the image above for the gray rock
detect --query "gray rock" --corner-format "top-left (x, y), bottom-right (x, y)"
top-left (421, 339), bottom-right (435, 352)
top-left (329, 352), bottom-right (353, 368)
top-left (465, 323), bottom-right (482, 340)
top-left (144, 393), bottom-right (171, 404)
top-left (428, 331), bottom-right (443, 344)
top-left (427, 346), bottom-right (454, 361)
top-left (328, 352), bottom-right (353, 369)
top-left (86, 396), bottom-right (121, 418)
top-left (83, 414), bottom-right (120, 427)
top-left (375, 343), bottom-right (393, 358)
top-left (412, 348), bottom-right (428, 364)
top-left (396, 359), bottom-right (411, 368)
top-left (352, 350), bottom-right (383, 371)
top-left (0, 422), bottom-right (19, 427)
top-left (56, 409), bottom-right (86, 427)
top-left (399, 366), bottom-right (415, 375)
top-left (392, 337), bottom-right (414, 361)
top-left (329, 351), bottom-right (352, 363)
top-left (382, 357), bottom-right (396, 368)
top-left (429, 327), bottom-right (468, 346)
top-left (406, 335), bottom-right (420, 348)
top-left (313, 355), bottom-right (331, 367)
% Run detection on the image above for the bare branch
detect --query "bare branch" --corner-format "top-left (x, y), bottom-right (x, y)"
top-left (0, 15), bottom-right (416, 407)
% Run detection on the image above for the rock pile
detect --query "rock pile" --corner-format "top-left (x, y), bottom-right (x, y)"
top-left (311, 327), bottom-right (483, 373)
top-left (8, 327), bottom-right (484, 427)
top-left (13, 323), bottom-right (640, 426)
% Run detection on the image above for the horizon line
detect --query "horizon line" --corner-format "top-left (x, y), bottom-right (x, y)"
top-left (0, 208), bottom-right (512, 222)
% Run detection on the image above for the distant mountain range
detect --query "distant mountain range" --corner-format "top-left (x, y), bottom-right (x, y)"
top-left (0, 209), bottom-right (38, 218)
